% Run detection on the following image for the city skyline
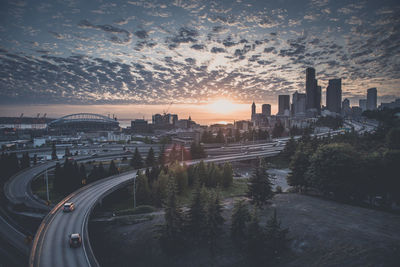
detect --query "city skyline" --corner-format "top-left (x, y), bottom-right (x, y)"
top-left (0, 0), bottom-right (399, 123)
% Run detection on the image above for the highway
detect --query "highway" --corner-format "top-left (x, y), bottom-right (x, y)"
top-left (30, 143), bottom-right (286, 267)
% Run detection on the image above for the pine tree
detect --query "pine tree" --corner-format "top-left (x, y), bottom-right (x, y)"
top-left (20, 152), bottom-right (30, 169)
top-left (247, 159), bottom-right (273, 208)
top-left (204, 191), bottom-right (225, 253)
top-left (246, 209), bottom-right (265, 262)
top-left (79, 164), bottom-right (87, 185)
top-left (231, 200), bottom-right (250, 247)
top-left (222, 162), bottom-right (233, 188)
top-left (151, 171), bottom-right (168, 207)
top-left (186, 183), bottom-right (207, 240)
top-left (130, 147), bottom-right (143, 169)
top-left (108, 160), bottom-right (119, 176)
top-left (136, 172), bottom-right (151, 205)
top-left (33, 154), bottom-right (37, 165)
top-left (158, 145), bottom-right (166, 165)
top-left (216, 129), bottom-right (225, 143)
top-left (51, 142), bottom-right (57, 160)
top-left (197, 160), bottom-right (207, 185)
top-left (159, 176), bottom-right (185, 254)
top-left (146, 147), bottom-right (156, 167)
top-left (264, 209), bottom-right (289, 258)
top-left (98, 162), bottom-right (106, 179)
top-left (53, 162), bottom-right (62, 193)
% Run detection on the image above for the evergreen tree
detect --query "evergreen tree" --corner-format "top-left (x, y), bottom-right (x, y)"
top-left (88, 165), bottom-right (99, 184)
top-left (186, 183), bottom-right (207, 240)
top-left (246, 209), bottom-right (265, 262)
top-left (279, 136), bottom-right (297, 162)
top-left (216, 129), bottom-right (225, 143)
top-left (108, 160), bottom-right (119, 176)
top-left (272, 122), bottom-right (285, 138)
top-left (158, 176), bottom-right (185, 254)
top-left (222, 162), bottom-right (233, 188)
top-left (287, 143), bottom-right (312, 189)
top-left (169, 162), bottom-right (188, 194)
top-left (146, 147), bottom-right (156, 167)
top-left (130, 147), bottom-right (143, 169)
top-left (53, 162), bottom-right (62, 193)
top-left (151, 171), bottom-right (169, 207)
top-left (79, 164), bottom-right (87, 185)
top-left (247, 160), bottom-right (273, 208)
top-left (33, 154), bottom-right (37, 165)
top-left (235, 129), bottom-right (241, 142)
top-left (9, 153), bottom-right (20, 176)
top-left (231, 200), bottom-right (250, 247)
top-left (204, 191), bottom-right (225, 253)
top-left (136, 172), bottom-right (151, 205)
top-left (64, 147), bottom-right (71, 157)
top-left (264, 209), bottom-right (289, 258)
top-left (197, 160), bottom-right (207, 185)
top-left (98, 162), bottom-right (106, 179)
top-left (158, 145), bottom-right (166, 165)
top-left (51, 143), bottom-right (57, 160)
top-left (20, 152), bottom-right (30, 169)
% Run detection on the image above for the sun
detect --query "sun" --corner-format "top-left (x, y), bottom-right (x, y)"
top-left (207, 99), bottom-right (239, 114)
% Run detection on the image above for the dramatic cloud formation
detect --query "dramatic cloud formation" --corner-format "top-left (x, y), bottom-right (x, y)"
top-left (0, 0), bottom-right (399, 107)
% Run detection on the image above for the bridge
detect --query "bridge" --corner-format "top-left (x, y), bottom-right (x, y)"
top-left (47, 113), bottom-right (119, 132)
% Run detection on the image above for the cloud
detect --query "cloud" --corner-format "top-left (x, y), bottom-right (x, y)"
top-left (78, 19), bottom-right (131, 43)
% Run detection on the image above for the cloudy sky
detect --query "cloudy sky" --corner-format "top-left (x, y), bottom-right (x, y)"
top-left (0, 0), bottom-right (399, 121)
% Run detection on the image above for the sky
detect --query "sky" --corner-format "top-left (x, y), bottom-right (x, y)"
top-left (0, 0), bottom-right (399, 123)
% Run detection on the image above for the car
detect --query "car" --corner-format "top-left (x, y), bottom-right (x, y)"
top-left (69, 233), bottom-right (82, 248)
top-left (63, 202), bottom-right (75, 212)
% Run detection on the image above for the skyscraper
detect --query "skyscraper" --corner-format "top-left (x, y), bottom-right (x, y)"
top-left (251, 101), bottom-right (256, 120)
top-left (359, 99), bottom-right (367, 111)
top-left (262, 104), bottom-right (271, 116)
top-left (305, 67), bottom-right (320, 115)
top-left (367, 88), bottom-right (377, 110)
top-left (278, 95), bottom-right (290, 115)
top-left (326, 79), bottom-right (342, 114)
top-left (292, 91), bottom-right (306, 117)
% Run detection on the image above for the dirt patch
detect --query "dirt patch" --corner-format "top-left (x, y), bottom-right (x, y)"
top-left (89, 193), bottom-right (400, 267)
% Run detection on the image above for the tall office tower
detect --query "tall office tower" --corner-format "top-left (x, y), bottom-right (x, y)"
top-left (292, 91), bottom-right (307, 117)
top-left (306, 67), bottom-right (317, 110)
top-left (251, 101), bottom-right (256, 120)
top-left (262, 104), bottom-right (271, 116)
top-left (278, 95), bottom-right (290, 115)
top-left (367, 88), bottom-right (377, 110)
top-left (342, 98), bottom-right (351, 116)
top-left (359, 99), bottom-right (367, 111)
top-left (326, 79), bottom-right (342, 114)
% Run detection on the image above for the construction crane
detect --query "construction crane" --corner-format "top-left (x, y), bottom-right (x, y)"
top-left (15, 113), bottom-right (23, 130)
top-left (33, 113), bottom-right (40, 130)
top-left (163, 102), bottom-right (173, 115)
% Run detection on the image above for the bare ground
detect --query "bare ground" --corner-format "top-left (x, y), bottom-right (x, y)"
top-left (89, 193), bottom-right (400, 267)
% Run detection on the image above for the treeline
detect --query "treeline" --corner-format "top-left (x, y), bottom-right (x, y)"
top-left (134, 161), bottom-right (234, 208)
top-left (53, 159), bottom-right (119, 195)
top-left (201, 128), bottom-right (270, 144)
top-left (0, 152), bottom-right (33, 185)
top-left (158, 160), bottom-right (289, 264)
top-left (281, 108), bottom-right (400, 207)
top-left (315, 116), bottom-right (343, 129)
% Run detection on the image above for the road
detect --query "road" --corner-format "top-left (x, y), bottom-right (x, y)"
top-left (30, 143), bottom-right (287, 267)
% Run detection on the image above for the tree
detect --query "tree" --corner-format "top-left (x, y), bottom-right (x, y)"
top-left (386, 127), bottom-right (400, 149)
top-left (204, 191), bottom-right (224, 253)
top-left (279, 136), bottom-right (297, 162)
top-left (286, 143), bottom-right (312, 189)
top-left (231, 200), bottom-right (250, 247)
top-left (186, 183), bottom-right (207, 241)
top-left (169, 162), bottom-right (188, 194)
top-left (146, 147), bottom-right (156, 167)
top-left (64, 147), bottom-right (71, 157)
top-left (306, 143), bottom-right (361, 201)
top-left (264, 209), bottom-right (289, 258)
top-left (98, 162), bottom-right (106, 179)
top-left (51, 143), bottom-right (57, 160)
top-left (222, 162), bottom-right (233, 188)
top-left (190, 142), bottom-right (206, 159)
top-left (151, 170), bottom-right (169, 207)
top-left (33, 154), bottom-right (37, 165)
top-left (130, 147), bottom-right (143, 169)
top-left (247, 160), bottom-right (273, 208)
top-left (216, 129), bottom-right (225, 143)
top-left (108, 160), bottom-right (119, 176)
top-left (158, 145), bottom-right (166, 165)
top-left (235, 129), bottom-right (241, 142)
top-left (272, 122), bottom-right (285, 138)
top-left (20, 152), bottom-right (30, 169)
top-left (246, 209), bottom-right (265, 262)
top-left (79, 164), bottom-right (87, 185)
top-left (136, 172), bottom-right (151, 205)
top-left (53, 162), bottom-right (63, 193)
top-left (158, 176), bottom-right (185, 254)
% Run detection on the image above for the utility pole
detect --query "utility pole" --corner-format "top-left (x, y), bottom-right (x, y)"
top-left (133, 175), bottom-right (136, 209)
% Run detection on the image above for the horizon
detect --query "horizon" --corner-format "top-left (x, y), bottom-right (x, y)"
top-left (1, 0), bottom-right (399, 119)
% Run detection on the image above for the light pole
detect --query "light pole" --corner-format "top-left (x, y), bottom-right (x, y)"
top-left (45, 168), bottom-right (49, 202)
top-left (133, 175), bottom-right (136, 209)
